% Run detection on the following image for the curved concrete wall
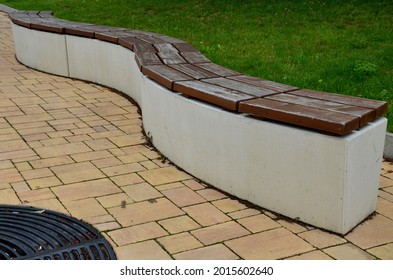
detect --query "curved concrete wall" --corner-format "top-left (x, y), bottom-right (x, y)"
top-left (11, 23), bottom-right (387, 234)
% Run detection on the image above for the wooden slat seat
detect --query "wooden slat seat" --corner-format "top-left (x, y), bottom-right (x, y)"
top-left (8, 10), bottom-right (388, 136)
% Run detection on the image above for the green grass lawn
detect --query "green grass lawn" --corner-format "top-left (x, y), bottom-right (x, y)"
top-left (3, 0), bottom-right (392, 131)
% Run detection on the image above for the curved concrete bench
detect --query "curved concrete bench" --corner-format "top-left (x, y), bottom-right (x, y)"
top-left (7, 10), bottom-right (388, 234)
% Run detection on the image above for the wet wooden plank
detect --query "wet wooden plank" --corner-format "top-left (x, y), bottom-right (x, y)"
top-left (173, 43), bottom-right (199, 52)
top-left (239, 98), bottom-right (360, 135)
top-left (266, 93), bottom-right (375, 126)
top-left (195, 63), bottom-right (241, 77)
top-left (135, 52), bottom-right (162, 69)
top-left (154, 43), bottom-right (178, 53)
top-left (173, 80), bottom-right (254, 111)
top-left (229, 75), bottom-right (298, 92)
top-left (290, 89), bottom-right (388, 119)
top-left (118, 37), bottom-right (148, 51)
top-left (170, 64), bottom-right (219, 80)
top-left (158, 51), bottom-right (187, 65)
top-left (142, 65), bottom-right (193, 90)
top-left (203, 77), bottom-right (277, 97)
top-left (180, 52), bottom-right (210, 64)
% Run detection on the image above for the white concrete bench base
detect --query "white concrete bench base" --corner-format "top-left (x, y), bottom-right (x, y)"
top-left (11, 23), bottom-right (387, 234)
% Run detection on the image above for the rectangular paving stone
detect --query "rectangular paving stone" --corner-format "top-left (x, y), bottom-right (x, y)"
top-left (52, 178), bottom-right (122, 201)
top-left (367, 243), bottom-right (393, 260)
top-left (0, 168), bottom-right (23, 183)
top-left (62, 197), bottom-right (108, 219)
top-left (212, 198), bottom-right (248, 213)
top-left (96, 193), bottom-right (134, 208)
top-left (108, 222), bottom-right (168, 246)
top-left (0, 188), bottom-right (20, 204)
top-left (29, 156), bottom-right (74, 169)
top-left (26, 198), bottom-right (69, 215)
top-left (138, 166), bottom-right (192, 186)
top-left (34, 142), bottom-right (92, 158)
top-left (101, 162), bottom-right (146, 177)
top-left (110, 173), bottom-right (145, 187)
top-left (21, 168), bottom-right (54, 180)
top-left (158, 215), bottom-right (201, 234)
top-left (182, 202), bottom-right (231, 226)
top-left (162, 186), bottom-right (206, 207)
top-left (225, 228), bottom-right (314, 259)
top-left (51, 161), bottom-right (105, 184)
top-left (174, 244), bottom-right (239, 260)
top-left (115, 240), bottom-right (172, 260)
top-left (323, 243), bottom-right (375, 260)
top-left (122, 182), bottom-right (162, 202)
top-left (108, 197), bottom-right (184, 227)
top-left (298, 229), bottom-right (347, 249)
top-left (158, 232), bottom-right (203, 254)
top-left (191, 221), bottom-right (250, 245)
top-left (286, 251), bottom-right (333, 260)
top-left (18, 188), bottom-right (56, 203)
top-left (237, 214), bottom-right (281, 233)
top-left (27, 176), bottom-right (62, 189)
top-left (0, 139), bottom-right (29, 153)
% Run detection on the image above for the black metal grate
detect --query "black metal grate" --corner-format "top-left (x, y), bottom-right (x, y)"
top-left (0, 205), bottom-right (117, 260)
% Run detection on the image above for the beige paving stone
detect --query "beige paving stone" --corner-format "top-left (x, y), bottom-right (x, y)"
top-left (97, 193), bottom-right (133, 208)
top-left (0, 188), bottom-right (20, 204)
top-left (380, 175), bottom-right (393, 188)
top-left (34, 142), bottom-right (92, 158)
top-left (101, 162), bottom-right (145, 176)
top-left (14, 161), bottom-right (32, 172)
top-left (323, 243), bottom-right (375, 260)
top-left (286, 250), bottom-right (333, 260)
top-left (276, 219), bottom-right (308, 234)
top-left (84, 138), bottom-right (117, 150)
top-left (385, 186), bottom-right (393, 195)
top-left (110, 173), bottom-right (145, 187)
top-left (82, 214), bottom-right (116, 225)
top-left (158, 232), bottom-right (203, 254)
top-left (66, 134), bottom-right (92, 143)
top-left (225, 228), bottom-right (314, 260)
top-left (192, 221), bottom-right (250, 245)
top-left (183, 203), bottom-right (231, 226)
top-left (21, 168), bottom-right (54, 180)
top-left (121, 144), bottom-right (151, 155)
top-left (379, 190), bottom-right (393, 203)
top-left (298, 229), bottom-right (347, 249)
top-left (182, 179), bottom-right (206, 190)
top-left (94, 221), bottom-right (121, 232)
top-left (40, 137), bottom-right (68, 147)
top-left (0, 160), bottom-right (13, 170)
top-left (139, 160), bottom-right (159, 170)
top-left (212, 198), bottom-right (248, 213)
top-left (346, 214), bottom-right (393, 249)
top-left (155, 182), bottom-right (184, 191)
top-left (367, 243), bottom-right (393, 260)
top-left (109, 134), bottom-right (144, 147)
top-left (27, 176), bottom-right (62, 189)
top-left (70, 150), bottom-right (113, 162)
top-left (51, 161), bottom-right (105, 184)
top-left (117, 153), bottom-right (147, 164)
top-left (0, 168), bottom-right (23, 183)
top-left (108, 222), bottom-right (168, 246)
top-left (162, 186), bottom-right (206, 207)
top-left (115, 240), bottom-right (172, 260)
top-left (139, 166), bottom-right (192, 186)
top-left (0, 149), bottom-right (36, 161)
top-left (237, 214), bottom-right (281, 233)
top-left (6, 113), bottom-right (53, 124)
top-left (376, 197), bottom-right (393, 220)
top-left (196, 188), bottom-right (227, 201)
top-left (18, 188), bottom-right (55, 203)
top-left (108, 197), bottom-right (184, 227)
top-left (0, 139), bottom-right (29, 153)
top-left (63, 198), bottom-right (108, 219)
top-left (174, 244), bottom-right (239, 260)
top-left (158, 215), bottom-right (201, 234)
top-left (52, 178), bottom-right (121, 201)
top-left (11, 181), bottom-right (31, 193)
top-left (29, 156), bottom-right (74, 169)
top-left (122, 182), bottom-right (162, 202)
top-left (92, 156), bottom-right (123, 168)
top-left (26, 198), bottom-right (69, 215)
top-left (228, 208), bottom-right (261, 219)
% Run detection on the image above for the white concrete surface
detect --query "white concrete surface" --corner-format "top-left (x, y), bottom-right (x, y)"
top-left (11, 24), bottom-right (388, 234)
top-left (11, 24), bottom-right (69, 77)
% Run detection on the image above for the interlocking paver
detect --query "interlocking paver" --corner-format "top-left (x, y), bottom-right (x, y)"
top-left (225, 228), bottom-right (314, 259)
top-left (323, 243), bottom-right (375, 260)
top-left (115, 240), bottom-right (172, 260)
top-left (108, 222), bottom-right (168, 246)
top-left (191, 221), bottom-right (250, 245)
top-left (158, 232), bottom-right (203, 254)
top-left (158, 215), bottom-right (201, 234)
top-left (1, 11), bottom-right (392, 260)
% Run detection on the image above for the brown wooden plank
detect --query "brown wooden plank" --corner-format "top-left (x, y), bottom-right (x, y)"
top-left (158, 52), bottom-right (187, 65)
top-left (137, 35), bottom-right (166, 44)
top-left (203, 77), bottom-right (277, 97)
top-left (195, 63), bottom-right (241, 77)
top-left (229, 75), bottom-right (298, 92)
top-left (239, 98), bottom-right (360, 135)
top-left (180, 52), bottom-right (210, 64)
top-left (170, 64), bottom-right (219, 80)
top-left (118, 37), bottom-right (147, 51)
top-left (266, 93), bottom-right (375, 126)
top-left (94, 30), bottom-right (132, 43)
top-left (290, 89), bottom-right (388, 119)
top-left (154, 43), bottom-right (178, 53)
top-left (173, 43), bottom-right (199, 52)
top-left (135, 52), bottom-right (162, 69)
top-left (142, 65), bottom-right (193, 90)
top-left (174, 80), bottom-right (254, 111)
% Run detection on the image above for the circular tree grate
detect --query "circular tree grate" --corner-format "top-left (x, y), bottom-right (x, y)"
top-left (0, 205), bottom-right (117, 260)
